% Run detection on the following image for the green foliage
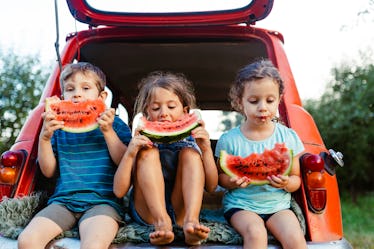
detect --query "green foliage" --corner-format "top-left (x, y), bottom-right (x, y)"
top-left (304, 62), bottom-right (374, 194)
top-left (219, 111), bottom-right (243, 131)
top-left (0, 50), bottom-right (48, 154)
top-left (341, 192), bottom-right (374, 249)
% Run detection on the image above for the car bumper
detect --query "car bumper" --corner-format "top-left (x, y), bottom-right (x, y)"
top-left (0, 236), bottom-right (353, 249)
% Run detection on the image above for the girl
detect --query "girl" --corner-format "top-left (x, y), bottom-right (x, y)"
top-left (215, 59), bottom-right (307, 249)
top-left (114, 71), bottom-right (218, 245)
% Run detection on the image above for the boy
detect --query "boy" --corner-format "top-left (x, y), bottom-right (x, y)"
top-left (18, 62), bottom-right (132, 249)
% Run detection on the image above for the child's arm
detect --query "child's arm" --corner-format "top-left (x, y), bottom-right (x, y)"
top-left (38, 111), bottom-right (63, 178)
top-left (113, 133), bottom-right (153, 197)
top-left (98, 108), bottom-right (127, 165)
top-left (267, 153), bottom-right (302, 192)
top-left (191, 120), bottom-right (218, 193)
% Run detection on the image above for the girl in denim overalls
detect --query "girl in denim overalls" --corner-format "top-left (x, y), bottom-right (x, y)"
top-left (114, 71), bottom-right (218, 246)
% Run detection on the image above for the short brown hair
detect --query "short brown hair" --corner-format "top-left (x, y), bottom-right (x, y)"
top-left (59, 62), bottom-right (106, 93)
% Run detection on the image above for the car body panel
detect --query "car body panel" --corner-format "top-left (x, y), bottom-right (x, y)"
top-left (66, 0), bottom-right (273, 26)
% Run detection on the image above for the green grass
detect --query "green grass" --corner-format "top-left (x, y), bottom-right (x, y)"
top-left (341, 192), bottom-right (374, 249)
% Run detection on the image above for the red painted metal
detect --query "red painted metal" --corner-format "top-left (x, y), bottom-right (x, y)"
top-left (66, 0), bottom-right (273, 27)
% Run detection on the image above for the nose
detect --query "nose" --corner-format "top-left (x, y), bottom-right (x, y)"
top-left (258, 100), bottom-right (267, 111)
top-left (159, 106), bottom-right (169, 118)
top-left (160, 108), bottom-right (167, 116)
top-left (72, 88), bottom-right (82, 98)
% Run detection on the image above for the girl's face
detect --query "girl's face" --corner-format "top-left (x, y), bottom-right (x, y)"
top-left (146, 87), bottom-right (188, 122)
top-left (62, 71), bottom-right (106, 102)
top-left (241, 77), bottom-right (281, 126)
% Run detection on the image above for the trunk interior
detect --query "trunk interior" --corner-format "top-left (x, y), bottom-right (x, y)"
top-left (76, 39), bottom-right (268, 120)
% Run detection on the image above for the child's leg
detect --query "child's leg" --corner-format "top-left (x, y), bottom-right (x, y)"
top-left (172, 147), bottom-right (210, 245)
top-left (230, 210), bottom-right (268, 249)
top-left (133, 148), bottom-right (174, 245)
top-left (18, 216), bottom-right (63, 249)
top-left (79, 215), bottom-right (118, 249)
top-left (18, 204), bottom-right (74, 249)
top-left (79, 205), bottom-right (120, 249)
top-left (266, 209), bottom-right (307, 249)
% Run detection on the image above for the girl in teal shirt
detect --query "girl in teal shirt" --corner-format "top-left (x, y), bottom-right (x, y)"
top-left (215, 59), bottom-right (307, 249)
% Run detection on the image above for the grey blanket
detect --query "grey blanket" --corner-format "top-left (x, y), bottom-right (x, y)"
top-left (0, 192), bottom-right (305, 244)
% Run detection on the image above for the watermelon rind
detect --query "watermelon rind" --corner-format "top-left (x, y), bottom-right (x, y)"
top-left (220, 147), bottom-right (293, 186)
top-left (45, 97), bottom-right (105, 133)
top-left (139, 111), bottom-right (201, 143)
top-left (219, 150), bottom-right (236, 178)
top-left (61, 123), bottom-right (100, 133)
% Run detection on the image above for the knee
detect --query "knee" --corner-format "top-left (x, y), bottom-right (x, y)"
top-left (18, 230), bottom-right (40, 249)
top-left (280, 231), bottom-right (306, 249)
top-left (179, 147), bottom-right (201, 164)
top-left (242, 223), bottom-right (267, 241)
top-left (17, 231), bottom-right (27, 249)
top-left (137, 148), bottom-right (160, 167)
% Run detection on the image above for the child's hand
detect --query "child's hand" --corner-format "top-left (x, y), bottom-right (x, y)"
top-left (191, 120), bottom-right (211, 152)
top-left (40, 111), bottom-right (64, 141)
top-left (267, 174), bottom-right (289, 189)
top-left (230, 176), bottom-right (251, 189)
top-left (127, 134), bottom-right (153, 157)
top-left (98, 108), bottom-right (115, 132)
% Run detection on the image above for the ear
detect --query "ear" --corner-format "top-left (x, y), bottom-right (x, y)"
top-left (237, 99), bottom-right (243, 112)
top-left (98, 90), bottom-right (108, 101)
top-left (183, 106), bottom-right (189, 114)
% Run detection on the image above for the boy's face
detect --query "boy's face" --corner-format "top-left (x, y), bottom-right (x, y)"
top-left (62, 71), bottom-right (106, 102)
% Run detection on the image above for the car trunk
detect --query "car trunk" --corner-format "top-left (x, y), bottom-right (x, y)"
top-left (58, 26), bottom-right (270, 120)
top-left (34, 25), bottom-right (300, 249)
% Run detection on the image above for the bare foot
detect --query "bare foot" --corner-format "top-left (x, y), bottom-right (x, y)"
top-left (149, 223), bottom-right (174, 245)
top-left (183, 221), bottom-right (210, 245)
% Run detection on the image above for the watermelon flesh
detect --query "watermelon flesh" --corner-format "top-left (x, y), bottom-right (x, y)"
top-left (45, 97), bottom-right (106, 133)
top-left (220, 143), bottom-right (293, 185)
top-left (138, 111), bottom-right (201, 143)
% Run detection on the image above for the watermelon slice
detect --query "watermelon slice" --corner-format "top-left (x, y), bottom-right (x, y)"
top-left (138, 111), bottom-right (201, 143)
top-left (220, 143), bottom-right (293, 185)
top-left (45, 97), bottom-right (106, 133)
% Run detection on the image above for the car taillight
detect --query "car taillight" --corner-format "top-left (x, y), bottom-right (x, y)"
top-left (301, 153), bottom-right (327, 213)
top-left (0, 150), bottom-right (25, 185)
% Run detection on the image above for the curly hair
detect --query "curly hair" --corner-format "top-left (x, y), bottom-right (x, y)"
top-left (229, 59), bottom-right (284, 114)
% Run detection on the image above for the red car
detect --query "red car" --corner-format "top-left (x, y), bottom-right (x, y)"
top-left (0, 0), bottom-right (352, 248)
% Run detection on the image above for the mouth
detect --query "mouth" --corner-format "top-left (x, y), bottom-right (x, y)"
top-left (257, 115), bottom-right (268, 121)
top-left (71, 98), bottom-right (86, 103)
top-left (159, 119), bottom-right (172, 123)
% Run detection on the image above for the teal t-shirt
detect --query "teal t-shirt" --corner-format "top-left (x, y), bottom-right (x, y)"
top-left (215, 122), bottom-right (304, 214)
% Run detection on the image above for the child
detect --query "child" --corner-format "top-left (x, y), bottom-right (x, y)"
top-left (18, 62), bottom-right (132, 249)
top-left (215, 59), bottom-right (307, 249)
top-left (113, 71), bottom-right (218, 246)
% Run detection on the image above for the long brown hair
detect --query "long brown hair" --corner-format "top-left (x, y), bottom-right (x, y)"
top-left (134, 71), bottom-right (197, 119)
